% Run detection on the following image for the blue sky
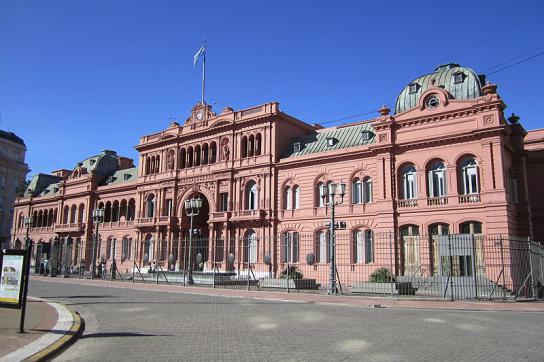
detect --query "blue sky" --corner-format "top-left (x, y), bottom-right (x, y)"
top-left (1, 0), bottom-right (543, 176)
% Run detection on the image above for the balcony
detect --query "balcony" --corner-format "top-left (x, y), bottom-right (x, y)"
top-left (100, 220), bottom-right (135, 230)
top-left (398, 199), bottom-right (418, 208)
top-left (55, 223), bottom-right (86, 232)
top-left (232, 209), bottom-right (265, 221)
top-left (210, 211), bottom-right (232, 222)
top-left (30, 226), bottom-right (55, 233)
top-left (458, 194), bottom-right (481, 204)
top-left (135, 216), bottom-right (176, 228)
top-left (427, 197), bottom-right (448, 206)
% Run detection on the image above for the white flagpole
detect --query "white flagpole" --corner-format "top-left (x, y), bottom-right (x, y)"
top-left (201, 41), bottom-right (206, 105)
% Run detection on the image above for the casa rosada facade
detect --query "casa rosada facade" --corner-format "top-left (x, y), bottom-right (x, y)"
top-left (11, 64), bottom-right (544, 284)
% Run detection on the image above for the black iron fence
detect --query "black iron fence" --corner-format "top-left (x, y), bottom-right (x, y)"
top-left (39, 232), bottom-right (544, 300)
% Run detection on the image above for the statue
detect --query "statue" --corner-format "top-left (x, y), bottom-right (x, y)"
top-left (222, 143), bottom-right (230, 161)
top-left (167, 150), bottom-right (175, 170)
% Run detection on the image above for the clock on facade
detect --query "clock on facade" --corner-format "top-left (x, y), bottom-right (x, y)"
top-left (196, 110), bottom-right (204, 121)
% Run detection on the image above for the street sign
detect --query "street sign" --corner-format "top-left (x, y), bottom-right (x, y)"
top-left (0, 250), bottom-right (27, 308)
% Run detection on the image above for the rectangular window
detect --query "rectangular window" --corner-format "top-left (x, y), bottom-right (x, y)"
top-left (364, 230), bottom-right (374, 264)
top-left (219, 193), bottom-right (229, 211)
top-left (404, 173), bottom-right (416, 199)
top-left (352, 181), bottom-right (362, 204)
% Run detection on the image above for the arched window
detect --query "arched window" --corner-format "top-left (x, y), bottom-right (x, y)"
top-left (284, 186), bottom-right (292, 210)
top-left (78, 204), bottom-right (85, 224)
top-left (202, 144), bottom-right (209, 165)
top-left (122, 237), bottom-right (131, 260)
top-left (244, 230), bottom-right (257, 264)
top-left (429, 223), bottom-right (449, 275)
top-left (241, 136), bottom-right (248, 158)
top-left (352, 178), bottom-right (362, 204)
top-left (282, 231), bottom-right (299, 263)
top-left (145, 236), bottom-right (154, 262)
top-left (460, 221), bottom-right (482, 234)
top-left (179, 148), bottom-right (186, 169)
top-left (70, 205), bottom-right (77, 223)
top-left (400, 225), bottom-right (420, 276)
top-left (210, 142), bottom-right (217, 163)
top-left (155, 155), bottom-right (160, 173)
top-left (401, 164), bottom-right (417, 199)
top-left (427, 161), bottom-right (447, 197)
top-left (353, 230), bottom-right (374, 264)
top-left (246, 181), bottom-right (258, 210)
top-left (248, 135), bottom-right (255, 157)
top-left (112, 201), bottom-right (119, 222)
top-left (187, 146), bottom-right (194, 167)
top-left (145, 157), bottom-right (150, 175)
top-left (317, 181), bottom-right (330, 207)
top-left (459, 157), bottom-right (479, 195)
top-left (293, 186), bottom-right (300, 209)
top-left (316, 230), bottom-right (330, 263)
top-left (146, 194), bottom-right (155, 218)
top-left (255, 133), bottom-right (262, 156)
top-left (194, 145), bottom-right (201, 166)
top-left (119, 199), bottom-right (127, 221)
top-left (127, 199), bottom-right (136, 221)
top-left (104, 201), bottom-right (112, 222)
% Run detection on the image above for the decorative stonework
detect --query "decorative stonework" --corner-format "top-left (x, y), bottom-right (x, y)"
top-left (379, 134), bottom-right (388, 142)
top-left (483, 115), bottom-right (494, 125)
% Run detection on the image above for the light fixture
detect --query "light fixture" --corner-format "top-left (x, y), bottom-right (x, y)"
top-left (328, 182), bottom-right (337, 197)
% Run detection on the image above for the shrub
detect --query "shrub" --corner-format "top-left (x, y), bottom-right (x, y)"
top-left (369, 267), bottom-right (395, 283)
top-left (280, 266), bottom-right (303, 279)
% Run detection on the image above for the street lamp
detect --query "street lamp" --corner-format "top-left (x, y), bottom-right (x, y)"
top-left (184, 196), bottom-right (203, 285)
top-left (23, 216), bottom-right (33, 262)
top-left (91, 207), bottom-right (105, 280)
top-left (320, 181), bottom-right (346, 295)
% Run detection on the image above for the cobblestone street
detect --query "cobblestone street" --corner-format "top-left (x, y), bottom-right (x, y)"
top-left (28, 279), bottom-right (544, 361)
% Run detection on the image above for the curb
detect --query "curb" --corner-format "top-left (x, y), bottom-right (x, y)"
top-left (28, 308), bottom-right (84, 362)
top-left (0, 300), bottom-right (84, 362)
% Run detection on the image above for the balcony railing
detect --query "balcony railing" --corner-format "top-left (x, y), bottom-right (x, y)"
top-left (100, 220), bottom-right (135, 230)
top-left (398, 199), bottom-right (418, 208)
top-left (55, 223), bottom-right (85, 231)
top-left (427, 196), bottom-right (448, 206)
top-left (135, 216), bottom-right (175, 227)
top-left (210, 211), bottom-right (232, 222)
top-left (459, 194), bottom-right (481, 203)
top-left (30, 226), bottom-right (55, 232)
top-left (232, 209), bottom-right (265, 220)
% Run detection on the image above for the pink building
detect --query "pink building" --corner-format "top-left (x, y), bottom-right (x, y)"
top-left (11, 64), bottom-right (544, 295)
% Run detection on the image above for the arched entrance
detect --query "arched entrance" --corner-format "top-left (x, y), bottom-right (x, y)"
top-left (179, 192), bottom-right (210, 273)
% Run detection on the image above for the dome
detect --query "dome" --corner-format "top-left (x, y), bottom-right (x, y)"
top-left (395, 64), bottom-right (484, 114)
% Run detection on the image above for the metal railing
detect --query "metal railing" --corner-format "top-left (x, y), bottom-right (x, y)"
top-left (35, 232), bottom-right (544, 300)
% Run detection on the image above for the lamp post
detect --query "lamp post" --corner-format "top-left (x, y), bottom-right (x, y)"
top-left (184, 196), bottom-right (203, 285)
top-left (19, 216), bottom-right (33, 333)
top-left (91, 207), bottom-right (105, 280)
top-left (320, 181), bottom-right (346, 295)
top-left (23, 216), bottom-right (33, 257)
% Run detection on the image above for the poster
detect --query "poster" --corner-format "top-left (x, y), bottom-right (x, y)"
top-left (0, 254), bottom-right (25, 305)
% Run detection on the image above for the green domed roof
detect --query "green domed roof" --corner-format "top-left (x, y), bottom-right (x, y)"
top-left (395, 64), bottom-right (484, 114)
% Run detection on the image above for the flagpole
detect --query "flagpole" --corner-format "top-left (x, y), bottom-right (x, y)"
top-left (201, 42), bottom-right (206, 105)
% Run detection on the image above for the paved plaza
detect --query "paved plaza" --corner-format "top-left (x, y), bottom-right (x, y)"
top-left (24, 279), bottom-right (544, 362)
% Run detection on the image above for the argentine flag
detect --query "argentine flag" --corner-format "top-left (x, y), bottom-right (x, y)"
top-left (193, 41), bottom-right (206, 67)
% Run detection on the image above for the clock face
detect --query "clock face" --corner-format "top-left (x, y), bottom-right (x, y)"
top-left (196, 110), bottom-right (204, 120)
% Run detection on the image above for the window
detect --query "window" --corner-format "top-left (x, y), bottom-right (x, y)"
top-left (316, 230), bottom-right (330, 263)
top-left (282, 232), bottom-right (299, 263)
top-left (164, 199), bottom-right (173, 216)
top-left (284, 187), bottom-right (292, 210)
top-left (293, 186), bottom-right (300, 209)
top-left (317, 182), bottom-right (329, 207)
top-left (246, 181), bottom-right (258, 210)
top-left (326, 137), bottom-right (337, 147)
top-left (293, 142), bottom-right (302, 152)
top-left (121, 238), bottom-right (132, 260)
top-left (364, 230), bottom-right (374, 264)
top-left (146, 195), bottom-right (155, 218)
top-left (361, 131), bottom-right (374, 142)
top-left (401, 164), bottom-right (417, 199)
top-left (509, 174), bottom-right (519, 203)
top-left (460, 221), bottom-right (482, 234)
top-left (408, 83), bottom-right (419, 94)
top-left (219, 193), bottom-right (228, 212)
top-left (426, 96), bottom-right (440, 109)
top-left (460, 158), bottom-right (479, 194)
top-left (352, 178), bottom-right (362, 204)
top-left (244, 230), bottom-right (257, 264)
top-left (428, 161), bottom-right (446, 197)
top-left (453, 72), bottom-right (465, 84)
top-left (354, 231), bottom-right (364, 263)
top-left (363, 177), bottom-right (372, 203)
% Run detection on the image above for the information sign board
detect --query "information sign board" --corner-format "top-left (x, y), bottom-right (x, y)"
top-left (0, 250), bottom-right (26, 308)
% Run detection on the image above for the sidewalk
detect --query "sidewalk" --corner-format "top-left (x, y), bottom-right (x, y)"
top-left (34, 274), bottom-right (544, 313)
top-left (0, 297), bottom-right (82, 362)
